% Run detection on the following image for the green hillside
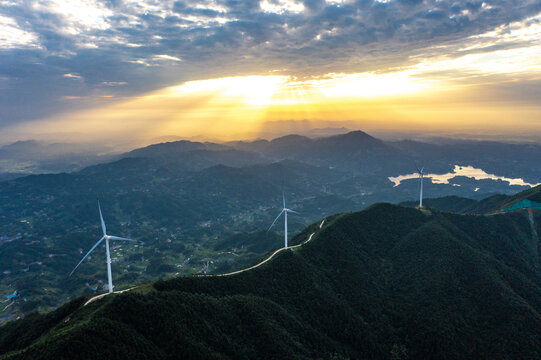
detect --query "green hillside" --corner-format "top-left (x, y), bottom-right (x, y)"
top-left (498, 184), bottom-right (541, 209)
top-left (2, 204), bottom-right (541, 359)
top-left (2, 132), bottom-right (539, 316)
top-left (402, 184), bottom-right (541, 215)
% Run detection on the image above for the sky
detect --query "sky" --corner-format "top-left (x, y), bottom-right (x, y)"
top-left (1, 0), bottom-right (541, 145)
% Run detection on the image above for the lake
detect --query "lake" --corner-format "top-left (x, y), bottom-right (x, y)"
top-left (388, 165), bottom-right (540, 188)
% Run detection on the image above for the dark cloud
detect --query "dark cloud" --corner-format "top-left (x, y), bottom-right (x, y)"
top-left (424, 9), bottom-right (448, 20)
top-left (397, 0), bottom-right (424, 6)
top-left (465, 1), bottom-right (483, 13)
top-left (0, 0), bottom-right (540, 126)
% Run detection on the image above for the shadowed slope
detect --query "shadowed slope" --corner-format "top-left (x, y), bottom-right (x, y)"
top-left (2, 204), bottom-right (541, 359)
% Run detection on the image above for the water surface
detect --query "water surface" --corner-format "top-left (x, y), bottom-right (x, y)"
top-left (388, 165), bottom-right (540, 188)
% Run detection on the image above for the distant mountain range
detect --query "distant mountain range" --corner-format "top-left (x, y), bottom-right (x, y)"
top-left (2, 196), bottom-right (541, 359)
top-left (0, 140), bottom-right (115, 176)
top-left (0, 130), bottom-right (540, 317)
top-left (3, 131), bottom-right (541, 183)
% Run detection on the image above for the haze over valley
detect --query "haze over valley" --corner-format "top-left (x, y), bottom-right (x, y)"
top-left (0, 130), bottom-right (540, 318)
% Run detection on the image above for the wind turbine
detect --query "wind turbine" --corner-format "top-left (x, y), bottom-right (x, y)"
top-left (268, 193), bottom-right (299, 249)
top-left (417, 166), bottom-right (425, 208)
top-left (70, 200), bottom-right (136, 294)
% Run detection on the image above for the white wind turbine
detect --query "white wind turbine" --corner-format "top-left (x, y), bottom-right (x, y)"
top-left (417, 166), bottom-right (425, 208)
top-left (70, 200), bottom-right (136, 293)
top-left (268, 193), bottom-right (299, 249)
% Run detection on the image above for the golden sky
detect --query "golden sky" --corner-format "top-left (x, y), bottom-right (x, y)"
top-left (1, 2), bottom-right (541, 145)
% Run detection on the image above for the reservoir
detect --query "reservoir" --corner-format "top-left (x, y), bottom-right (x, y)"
top-left (388, 165), bottom-right (540, 188)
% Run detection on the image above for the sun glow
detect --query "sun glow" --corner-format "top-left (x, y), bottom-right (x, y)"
top-left (310, 72), bottom-right (430, 98)
top-left (5, 71), bottom-right (435, 144)
top-left (167, 71), bottom-right (431, 107)
top-left (170, 76), bottom-right (289, 106)
top-left (5, 41), bottom-right (541, 145)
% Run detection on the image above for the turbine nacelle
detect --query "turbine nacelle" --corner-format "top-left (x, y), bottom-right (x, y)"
top-left (268, 208), bottom-right (299, 231)
top-left (284, 208), bottom-right (298, 214)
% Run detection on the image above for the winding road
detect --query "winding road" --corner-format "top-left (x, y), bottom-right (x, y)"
top-left (84, 287), bottom-right (135, 306)
top-left (84, 219), bottom-right (326, 305)
top-left (198, 218), bottom-right (325, 277)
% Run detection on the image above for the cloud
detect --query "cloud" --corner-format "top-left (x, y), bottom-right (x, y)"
top-left (153, 54), bottom-right (182, 61)
top-left (0, 14), bottom-right (40, 49)
top-left (260, 0), bottom-right (305, 14)
top-left (63, 73), bottom-right (83, 80)
top-left (102, 81), bottom-right (127, 86)
top-left (0, 0), bottom-right (540, 128)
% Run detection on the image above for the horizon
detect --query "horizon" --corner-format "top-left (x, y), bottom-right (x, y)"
top-left (4, 126), bottom-right (541, 155)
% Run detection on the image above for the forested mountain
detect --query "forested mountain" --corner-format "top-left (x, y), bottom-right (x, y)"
top-left (402, 184), bottom-right (541, 215)
top-left (2, 204), bottom-right (541, 359)
top-left (1, 131), bottom-right (540, 317)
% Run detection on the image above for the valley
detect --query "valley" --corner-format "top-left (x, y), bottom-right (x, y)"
top-left (0, 131), bottom-right (540, 319)
top-left (2, 201), bottom-right (541, 359)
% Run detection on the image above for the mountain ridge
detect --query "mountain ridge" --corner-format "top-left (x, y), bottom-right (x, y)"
top-left (2, 203), bottom-right (541, 359)
top-left (402, 184), bottom-right (541, 215)
top-left (1, 130), bottom-right (540, 317)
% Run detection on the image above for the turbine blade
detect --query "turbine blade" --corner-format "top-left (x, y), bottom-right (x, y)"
top-left (268, 209), bottom-right (285, 231)
top-left (286, 209), bottom-right (299, 214)
top-left (98, 200), bottom-right (106, 236)
top-left (108, 235), bottom-right (136, 242)
top-left (69, 236), bottom-right (105, 277)
top-left (282, 192), bottom-right (285, 209)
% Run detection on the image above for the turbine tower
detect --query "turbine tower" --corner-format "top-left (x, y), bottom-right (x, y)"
top-left (268, 193), bottom-right (298, 249)
top-left (70, 200), bottom-right (136, 293)
top-left (417, 166), bottom-right (425, 208)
